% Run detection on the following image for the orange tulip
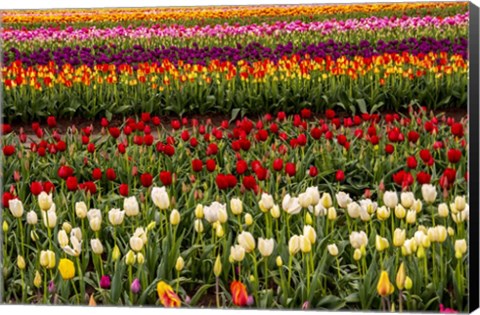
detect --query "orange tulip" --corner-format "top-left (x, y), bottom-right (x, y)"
top-left (157, 281), bottom-right (181, 307)
top-left (377, 271), bottom-right (395, 297)
top-left (230, 280), bottom-right (248, 306)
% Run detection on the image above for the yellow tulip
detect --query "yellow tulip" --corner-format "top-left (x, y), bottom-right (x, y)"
top-left (395, 263), bottom-right (406, 290)
top-left (377, 271), bottom-right (394, 297)
top-left (58, 258), bottom-right (75, 280)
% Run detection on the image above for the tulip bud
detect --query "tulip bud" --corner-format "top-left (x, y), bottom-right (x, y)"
top-left (394, 204), bottom-right (406, 219)
top-left (353, 249), bottom-right (362, 261)
top-left (270, 204), bottom-right (280, 219)
top-left (404, 276), bottom-right (413, 290)
top-left (216, 224), bottom-right (224, 238)
top-left (276, 256), bottom-right (283, 267)
top-left (438, 203), bottom-right (449, 217)
top-left (327, 207), bottom-right (337, 221)
top-left (137, 253), bottom-right (145, 265)
top-left (230, 245), bottom-right (245, 262)
top-left (112, 245), bottom-right (121, 261)
top-left (377, 270), bottom-right (395, 297)
top-left (17, 255), bottom-right (26, 270)
top-left (288, 235), bottom-right (301, 255)
top-left (124, 196), bottom-right (140, 217)
top-left (421, 184), bottom-right (437, 204)
top-left (214, 255), bottom-right (222, 277)
top-left (300, 236), bottom-right (312, 253)
top-left (57, 230), bottom-right (69, 248)
top-left (448, 227), bottom-right (455, 237)
top-left (454, 196), bottom-right (466, 212)
top-left (396, 263), bottom-right (406, 290)
top-left (327, 244), bottom-right (339, 256)
top-left (91, 239), bottom-right (104, 255)
top-left (34, 270), bottom-right (42, 288)
top-left (258, 238), bottom-right (274, 257)
top-left (454, 239), bottom-right (467, 257)
top-left (321, 193), bottom-right (333, 208)
top-left (131, 278), bottom-right (141, 294)
top-left (245, 213), bottom-right (253, 226)
top-left (416, 246), bottom-right (425, 258)
top-left (38, 192), bottom-right (53, 211)
top-left (125, 250), bottom-right (136, 265)
top-left (393, 229), bottom-right (406, 247)
top-left (129, 236), bottom-right (144, 252)
top-left (146, 221), bottom-right (156, 231)
top-left (400, 192), bottom-right (414, 209)
top-left (249, 275), bottom-right (255, 282)
top-left (194, 219), bottom-right (204, 233)
top-left (175, 256), bottom-right (185, 272)
top-left (375, 235), bottom-right (389, 252)
top-left (170, 209), bottom-right (180, 226)
top-left (31, 230), bottom-right (39, 242)
top-left (194, 204), bottom-right (204, 219)
top-left (406, 209), bottom-right (416, 224)
top-left (230, 198), bottom-right (243, 215)
top-left (2, 221), bottom-right (8, 233)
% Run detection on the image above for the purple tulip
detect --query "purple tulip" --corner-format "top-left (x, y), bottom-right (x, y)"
top-left (48, 280), bottom-right (56, 293)
top-left (302, 301), bottom-right (310, 309)
top-left (130, 278), bottom-right (141, 294)
top-left (100, 275), bottom-right (111, 290)
top-left (247, 295), bottom-right (254, 306)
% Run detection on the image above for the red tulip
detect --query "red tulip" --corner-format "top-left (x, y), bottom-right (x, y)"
top-left (236, 160), bottom-right (248, 175)
top-left (164, 145), bottom-right (175, 157)
top-left (216, 174), bottom-right (229, 190)
top-left (56, 141), bottom-right (67, 152)
top-left (385, 144), bottom-right (394, 155)
top-left (206, 143), bottom-right (218, 156)
top-left (192, 159), bottom-right (203, 172)
top-left (101, 117), bottom-right (109, 127)
top-left (58, 166), bottom-right (74, 179)
top-left (190, 137), bottom-right (198, 147)
top-left (160, 171), bottom-right (172, 186)
top-left (66, 176), bottom-right (78, 191)
top-left (2, 145), bottom-right (15, 156)
top-left (240, 139), bottom-right (251, 151)
top-left (152, 116), bottom-right (161, 126)
top-left (277, 112), bottom-right (286, 121)
top-left (109, 127), bottom-right (121, 139)
top-left (171, 120), bottom-right (181, 130)
top-left (300, 108), bottom-right (311, 119)
top-left (227, 174), bottom-right (237, 188)
top-left (273, 159), bottom-right (283, 172)
top-left (407, 131), bottom-right (420, 143)
top-left (141, 112), bottom-right (151, 123)
top-left (285, 162), bottom-right (296, 177)
top-left (46, 116), bottom-right (57, 128)
top-left (297, 134), bottom-right (307, 146)
top-left (335, 170), bottom-right (345, 182)
top-left (30, 182), bottom-right (43, 196)
top-left (406, 156), bottom-right (417, 169)
top-left (337, 135), bottom-right (347, 146)
top-left (3, 192), bottom-right (15, 208)
top-left (309, 166), bottom-right (318, 177)
top-left (119, 183), bottom-right (129, 196)
top-left (2, 124), bottom-right (12, 134)
top-left (269, 123), bottom-right (279, 134)
top-left (310, 127), bottom-right (322, 140)
top-left (118, 143), bottom-right (126, 154)
top-left (419, 149), bottom-right (432, 163)
top-left (79, 181), bottom-right (97, 194)
top-left (451, 123), bottom-right (464, 137)
top-left (325, 109), bottom-right (336, 119)
top-left (43, 181), bottom-right (55, 193)
top-left (256, 129), bottom-right (268, 142)
top-left (255, 167), bottom-right (268, 181)
top-left (92, 168), bottom-right (102, 180)
top-left (206, 159), bottom-right (216, 172)
top-left (447, 149), bottom-right (462, 164)
top-left (416, 172), bottom-right (431, 184)
top-left (242, 176), bottom-right (257, 191)
top-left (140, 173), bottom-right (153, 187)
top-left (106, 168), bottom-right (117, 181)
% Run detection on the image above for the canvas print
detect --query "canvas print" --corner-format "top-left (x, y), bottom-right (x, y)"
top-left (0, 1), bottom-right (472, 312)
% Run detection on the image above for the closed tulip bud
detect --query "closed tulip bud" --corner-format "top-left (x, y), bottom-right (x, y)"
top-left (376, 206), bottom-right (390, 221)
top-left (416, 246), bottom-right (425, 258)
top-left (75, 202), bottom-right (87, 219)
top-left (38, 192), bottom-right (53, 211)
top-left (194, 219), bottom-right (204, 233)
top-left (321, 193), bottom-right (333, 208)
top-left (349, 231), bottom-right (368, 249)
top-left (412, 199), bottom-right (423, 213)
top-left (218, 207), bottom-right (228, 224)
top-left (40, 250), bottom-right (56, 269)
top-left (288, 235), bottom-right (301, 255)
top-left (269, 204), bottom-right (280, 219)
top-left (404, 276), bottom-right (413, 290)
top-left (249, 275), bottom-right (255, 282)
top-left (216, 224), bottom-right (224, 238)
top-left (42, 210), bottom-right (57, 228)
top-left (327, 207), bottom-right (337, 221)
top-left (327, 244), bottom-right (339, 256)
top-left (454, 196), bottom-right (466, 212)
top-left (377, 271), bottom-right (394, 297)
top-left (230, 245), bottom-right (245, 262)
top-left (353, 249), bottom-right (362, 261)
top-left (396, 263), bottom-right (406, 290)
top-left (57, 230), bottom-right (69, 248)
top-left (376, 235), bottom-right (389, 252)
top-left (146, 221), bottom-right (156, 231)
top-left (91, 239), bottom-right (104, 255)
top-left (303, 225), bottom-right (316, 244)
top-left (245, 213), bottom-right (253, 226)
top-left (258, 238), bottom-right (274, 257)
top-left (395, 205), bottom-right (406, 219)
top-left (406, 209), bottom-right (416, 224)
top-left (2, 221), bottom-right (8, 233)
top-left (26, 211), bottom-right (38, 225)
top-left (305, 212), bottom-right (313, 225)
top-left (125, 250), bottom-right (136, 265)
top-left (448, 227), bottom-right (455, 236)
top-left (228, 255), bottom-right (235, 264)
top-left (8, 199), bottom-right (24, 218)
top-left (194, 204), bottom-right (204, 218)
top-left (175, 257), bottom-right (185, 272)
top-left (214, 255), bottom-right (222, 277)
top-left (31, 230), bottom-right (39, 242)
top-left (393, 229), bottom-right (406, 247)
top-left (438, 203), bottom-right (449, 217)
top-left (17, 255), bottom-right (26, 270)
top-left (238, 231), bottom-right (255, 252)
top-left (276, 256), bottom-right (283, 267)
top-left (230, 198), bottom-right (243, 215)
top-left (34, 270), bottom-right (42, 288)
top-left (400, 192), bottom-right (415, 209)
top-left (455, 239), bottom-right (467, 256)
top-left (421, 184), bottom-right (437, 204)
top-left (436, 226), bottom-right (447, 243)
top-left (137, 253), bottom-right (145, 265)
top-left (299, 235), bottom-right (311, 253)
top-left (112, 245), bottom-right (120, 261)
top-left (170, 209), bottom-right (180, 225)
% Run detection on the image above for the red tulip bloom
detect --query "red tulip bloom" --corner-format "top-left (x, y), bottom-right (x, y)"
top-left (273, 158), bottom-right (283, 172)
top-left (56, 141), bottom-right (67, 152)
top-left (255, 167), bottom-right (268, 181)
top-left (190, 137), bottom-right (198, 147)
top-left (106, 168), bottom-right (117, 181)
top-left (3, 192), bottom-right (16, 208)
top-left (325, 109), bottom-right (336, 119)
top-left (181, 130), bottom-right (190, 141)
top-left (144, 134), bottom-right (154, 146)
top-left (119, 184), bottom-right (129, 196)
top-left (406, 156), bottom-right (417, 169)
top-left (416, 172), bottom-right (431, 184)
top-left (140, 173), bottom-right (153, 187)
top-left (447, 149), bottom-right (462, 164)
top-left (79, 181), bottom-right (97, 194)
top-left (46, 116), bottom-right (57, 128)
top-left (242, 176), bottom-right (257, 191)
top-left (392, 170), bottom-right (414, 188)
top-left (419, 149), bottom-right (432, 163)
top-left (141, 112), bottom-right (151, 123)
top-left (269, 123), bottom-right (279, 134)
top-left (300, 108), bottom-right (311, 119)
top-left (109, 127), bottom-right (121, 139)
top-left (310, 127), bottom-right (322, 140)
top-left (227, 174), bottom-right (238, 188)
top-left (337, 135), bottom-right (347, 146)
top-left (43, 181), bottom-right (55, 193)
top-left (216, 174), bottom-right (229, 190)
top-left (118, 143), bottom-right (126, 154)
top-left (206, 159), bottom-right (216, 172)
top-left (2, 124), bottom-right (12, 134)
top-left (407, 131), bottom-right (420, 143)
top-left (206, 143), bottom-right (218, 156)
top-left (335, 170), bottom-right (345, 182)
top-left (444, 168), bottom-right (457, 183)
top-left (353, 129), bottom-right (363, 139)
top-left (385, 144), bottom-right (394, 155)
top-left (30, 182), bottom-right (43, 196)
top-left (171, 120), bottom-right (181, 130)
top-left (231, 140), bottom-right (241, 151)
top-left (309, 166), bottom-right (318, 177)
top-left (192, 159), bottom-right (203, 172)
top-left (164, 145), bottom-right (175, 157)
top-left (66, 176), bottom-right (78, 191)
top-left (236, 160), bottom-right (248, 175)
top-left (58, 166), bottom-right (74, 179)
top-left (152, 116), bottom-right (161, 126)
top-left (297, 134), bottom-right (307, 146)
top-left (277, 112), bottom-right (286, 121)
top-left (369, 135), bottom-right (379, 145)
top-left (92, 168), bottom-right (102, 180)
top-left (2, 145), bottom-right (15, 156)
top-left (285, 162), bottom-right (296, 177)
top-left (160, 171), bottom-right (172, 186)
top-left (101, 117), bottom-right (109, 127)
top-left (451, 123), bottom-right (464, 137)
top-left (256, 129), bottom-right (268, 142)
top-left (240, 139), bottom-right (251, 151)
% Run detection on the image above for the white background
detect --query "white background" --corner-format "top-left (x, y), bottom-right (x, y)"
top-left (0, 0), bottom-right (479, 314)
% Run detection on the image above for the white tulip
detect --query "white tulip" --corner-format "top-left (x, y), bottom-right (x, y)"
top-left (237, 231), bottom-right (256, 253)
top-left (349, 231), bottom-right (368, 249)
top-left (321, 193), bottom-right (333, 208)
top-left (151, 186), bottom-right (170, 210)
top-left (383, 191), bottom-right (398, 208)
top-left (170, 209), bottom-right (180, 225)
top-left (454, 196), bottom-right (466, 212)
top-left (63, 235), bottom-right (82, 257)
top-left (282, 194), bottom-right (301, 215)
top-left (75, 201), bottom-right (87, 219)
top-left (129, 236), bottom-right (144, 252)
top-left (359, 199), bottom-right (377, 214)
top-left (376, 206), bottom-right (390, 221)
top-left (311, 203), bottom-right (326, 217)
top-left (421, 184), bottom-right (437, 204)
top-left (133, 227), bottom-right (147, 245)
top-left (306, 186), bottom-right (320, 206)
top-left (299, 235), bottom-right (312, 253)
top-left (26, 211), bottom-right (38, 225)
top-left (87, 209), bottom-right (102, 232)
top-left (270, 204), bottom-right (281, 219)
top-left (406, 209), bottom-right (417, 224)
top-left (303, 225), bottom-right (316, 244)
top-left (347, 202), bottom-right (361, 219)
top-left (359, 207), bottom-right (371, 222)
top-left (395, 204), bottom-right (406, 219)
top-left (400, 192), bottom-right (415, 209)
top-left (8, 199), bottom-right (24, 218)
top-left (124, 196), bottom-right (139, 217)
top-left (288, 235), bottom-right (301, 255)
top-left (412, 199), bottom-right (423, 213)
top-left (57, 230), bottom-right (69, 248)
top-left (230, 245), bottom-right (245, 262)
top-left (258, 238), bottom-right (274, 257)
top-left (38, 192), bottom-right (53, 211)
top-left (194, 219), bottom-right (204, 233)
top-left (259, 193), bottom-right (274, 211)
top-left (230, 198), bottom-right (243, 215)
top-left (70, 227), bottom-right (82, 241)
top-left (204, 201), bottom-right (226, 223)
top-left (335, 192), bottom-right (352, 208)
top-left (455, 239), bottom-right (467, 254)
top-left (393, 228), bottom-right (406, 247)
top-left (91, 238), bottom-right (104, 255)
top-left (42, 210), bottom-right (57, 228)
top-left (438, 203), bottom-right (449, 217)
top-left (108, 208), bottom-right (125, 226)
top-left (327, 244), bottom-right (339, 256)
top-left (298, 192), bottom-right (312, 208)
top-left (218, 206), bottom-right (228, 224)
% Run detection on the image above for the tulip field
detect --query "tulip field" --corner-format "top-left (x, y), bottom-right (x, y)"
top-left (0, 2), bottom-right (470, 312)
